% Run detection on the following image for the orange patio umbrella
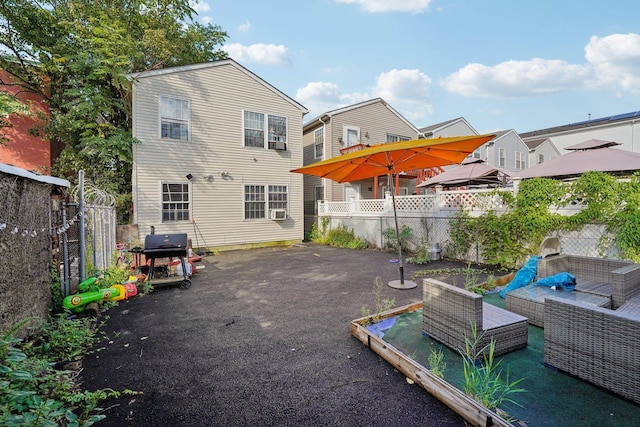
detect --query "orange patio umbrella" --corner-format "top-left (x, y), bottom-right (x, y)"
top-left (291, 134), bottom-right (495, 289)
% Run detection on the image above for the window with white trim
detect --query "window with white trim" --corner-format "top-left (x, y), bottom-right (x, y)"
top-left (515, 151), bottom-right (525, 170)
top-left (538, 153), bottom-right (544, 164)
top-left (343, 125), bottom-right (360, 147)
top-left (162, 183), bottom-right (190, 222)
top-left (473, 149), bottom-right (481, 159)
top-left (160, 96), bottom-right (190, 141)
top-left (498, 148), bottom-right (506, 167)
top-left (386, 134), bottom-right (410, 143)
top-left (243, 110), bottom-right (288, 150)
top-left (314, 127), bottom-right (324, 159)
top-left (244, 184), bottom-right (288, 219)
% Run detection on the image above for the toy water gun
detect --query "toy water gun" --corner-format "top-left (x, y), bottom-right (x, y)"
top-left (63, 277), bottom-right (136, 313)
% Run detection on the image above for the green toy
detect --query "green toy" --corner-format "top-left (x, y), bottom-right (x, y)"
top-left (63, 277), bottom-right (122, 313)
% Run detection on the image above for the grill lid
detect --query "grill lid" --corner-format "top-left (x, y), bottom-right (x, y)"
top-left (143, 233), bottom-right (188, 257)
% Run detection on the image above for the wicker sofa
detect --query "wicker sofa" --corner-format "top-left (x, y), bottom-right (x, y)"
top-left (537, 254), bottom-right (640, 309)
top-left (544, 296), bottom-right (640, 404)
top-left (422, 278), bottom-right (528, 357)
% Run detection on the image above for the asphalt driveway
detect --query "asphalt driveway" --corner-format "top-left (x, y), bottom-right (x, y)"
top-left (81, 243), bottom-right (468, 426)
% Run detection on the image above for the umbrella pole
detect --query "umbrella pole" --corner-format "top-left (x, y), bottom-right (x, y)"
top-left (388, 174), bottom-right (417, 290)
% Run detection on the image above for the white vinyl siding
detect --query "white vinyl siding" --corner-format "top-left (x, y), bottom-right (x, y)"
top-left (160, 96), bottom-right (190, 141)
top-left (161, 183), bottom-right (190, 222)
top-left (131, 60), bottom-right (305, 247)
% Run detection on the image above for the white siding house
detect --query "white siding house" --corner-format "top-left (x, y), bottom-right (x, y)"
top-left (520, 111), bottom-right (640, 153)
top-left (129, 59), bottom-right (308, 251)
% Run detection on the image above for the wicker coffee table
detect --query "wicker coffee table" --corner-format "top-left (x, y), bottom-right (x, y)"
top-left (505, 285), bottom-right (611, 327)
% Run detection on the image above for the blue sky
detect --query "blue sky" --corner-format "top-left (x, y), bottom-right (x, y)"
top-left (191, 0), bottom-right (640, 134)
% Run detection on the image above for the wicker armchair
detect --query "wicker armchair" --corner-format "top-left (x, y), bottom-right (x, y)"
top-left (544, 296), bottom-right (640, 404)
top-left (422, 278), bottom-right (528, 357)
top-left (537, 254), bottom-right (640, 309)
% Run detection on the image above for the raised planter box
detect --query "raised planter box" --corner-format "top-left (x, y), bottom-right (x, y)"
top-left (350, 302), bottom-right (512, 427)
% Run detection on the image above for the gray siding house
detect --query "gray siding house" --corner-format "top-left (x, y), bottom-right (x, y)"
top-left (482, 130), bottom-right (529, 173)
top-left (524, 137), bottom-right (561, 166)
top-left (301, 98), bottom-right (419, 227)
top-left (129, 59), bottom-right (308, 251)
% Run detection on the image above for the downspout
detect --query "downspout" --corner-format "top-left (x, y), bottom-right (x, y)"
top-left (318, 116), bottom-right (328, 206)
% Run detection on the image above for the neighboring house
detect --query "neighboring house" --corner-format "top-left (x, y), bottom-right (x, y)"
top-left (480, 130), bottom-right (529, 173)
top-left (129, 59), bottom-right (308, 251)
top-left (418, 117), bottom-right (478, 139)
top-left (301, 98), bottom-right (419, 227)
top-left (0, 70), bottom-right (61, 174)
top-left (520, 111), bottom-right (640, 153)
top-left (524, 137), bottom-right (560, 166)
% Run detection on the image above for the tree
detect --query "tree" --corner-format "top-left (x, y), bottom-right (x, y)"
top-left (0, 0), bottom-right (228, 222)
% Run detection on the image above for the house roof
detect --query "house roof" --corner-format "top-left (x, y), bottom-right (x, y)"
top-left (0, 162), bottom-right (70, 187)
top-left (524, 138), bottom-right (548, 150)
top-left (127, 59), bottom-right (308, 114)
top-left (418, 117), bottom-right (479, 136)
top-left (302, 98), bottom-right (418, 133)
top-left (514, 140), bottom-right (640, 180)
top-left (520, 110), bottom-right (640, 138)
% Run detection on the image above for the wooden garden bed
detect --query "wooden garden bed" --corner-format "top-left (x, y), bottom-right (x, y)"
top-left (350, 302), bottom-right (512, 427)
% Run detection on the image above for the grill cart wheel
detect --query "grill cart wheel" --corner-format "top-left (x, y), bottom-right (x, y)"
top-left (180, 279), bottom-right (192, 289)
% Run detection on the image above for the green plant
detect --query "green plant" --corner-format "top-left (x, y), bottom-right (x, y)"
top-left (323, 225), bottom-right (368, 249)
top-left (460, 323), bottom-right (526, 414)
top-left (361, 276), bottom-right (395, 326)
top-left (50, 265), bottom-right (65, 314)
top-left (25, 314), bottom-right (100, 364)
top-left (406, 244), bottom-right (431, 265)
top-left (428, 346), bottom-right (446, 379)
top-left (463, 262), bottom-right (484, 294)
top-left (382, 225), bottom-right (412, 251)
top-left (0, 318), bottom-right (128, 426)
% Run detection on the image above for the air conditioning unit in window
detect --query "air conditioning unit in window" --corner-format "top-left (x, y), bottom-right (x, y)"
top-left (274, 141), bottom-right (287, 151)
top-left (270, 209), bottom-right (287, 220)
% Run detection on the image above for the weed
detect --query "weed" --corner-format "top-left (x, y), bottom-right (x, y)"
top-left (460, 323), bottom-right (526, 415)
top-left (428, 347), bottom-right (446, 379)
top-left (361, 276), bottom-right (395, 326)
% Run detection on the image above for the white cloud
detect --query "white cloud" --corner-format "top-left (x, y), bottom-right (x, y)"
top-left (585, 33), bottom-right (640, 93)
top-left (335, 0), bottom-right (432, 14)
top-left (190, 0), bottom-right (210, 13)
top-left (296, 68), bottom-right (433, 121)
top-left (237, 20), bottom-right (251, 32)
top-left (441, 32), bottom-right (640, 98)
top-left (224, 43), bottom-right (290, 66)
top-left (442, 58), bottom-right (593, 98)
top-left (296, 82), bottom-right (369, 115)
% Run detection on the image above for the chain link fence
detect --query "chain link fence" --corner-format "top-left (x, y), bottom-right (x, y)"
top-left (314, 213), bottom-right (617, 265)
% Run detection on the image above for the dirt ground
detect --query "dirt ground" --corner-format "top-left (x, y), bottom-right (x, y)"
top-left (80, 243), bottom-right (492, 426)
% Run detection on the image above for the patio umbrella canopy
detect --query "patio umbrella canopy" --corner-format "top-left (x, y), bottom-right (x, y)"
top-left (514, 139), bottom-right (640, 180)
top-left (417, 158), bottom-right (512, 189)
top-left (291, 134), bottom-right (495, 289)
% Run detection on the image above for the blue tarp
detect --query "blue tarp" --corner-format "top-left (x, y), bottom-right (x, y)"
top-left (534, 272), bottom-right (576, 291)
top-left (365, 316), bottom-right (397, 338)
top-left (500, 255), bottom-right (541, 298)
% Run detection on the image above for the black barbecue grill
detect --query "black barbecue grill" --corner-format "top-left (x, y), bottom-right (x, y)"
top-left (143, 233), bottom-right (191, 289)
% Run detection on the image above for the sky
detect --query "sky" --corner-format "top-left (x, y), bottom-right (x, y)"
top-left (190, 0), bottom-right (640, 134)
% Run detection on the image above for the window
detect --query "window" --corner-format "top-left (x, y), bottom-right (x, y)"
top-left (498, 148), bottom-right (506, 167)
top-left (314, 128), bottom-right (324, 159)
top-left (538, 153), bottom-right (544, 164)
top-left (314, 185), bottom-right (324, 214)
top-left (162, 183), bottom-right (190, 222)
top-left (515, 151), bottom-right (525, 170)
top-left (386, 134), bottom-right (411, 143)
top-left (244, 184), bottom-right (288, 219)
top-left (473, 149), bottom-right (481, 159)
top-left (244, 111), bottom-right (288, 149)
top-left (343, 125), bottom-right (360, 147)
top-left (160, 97), bottom-right (190, 141)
